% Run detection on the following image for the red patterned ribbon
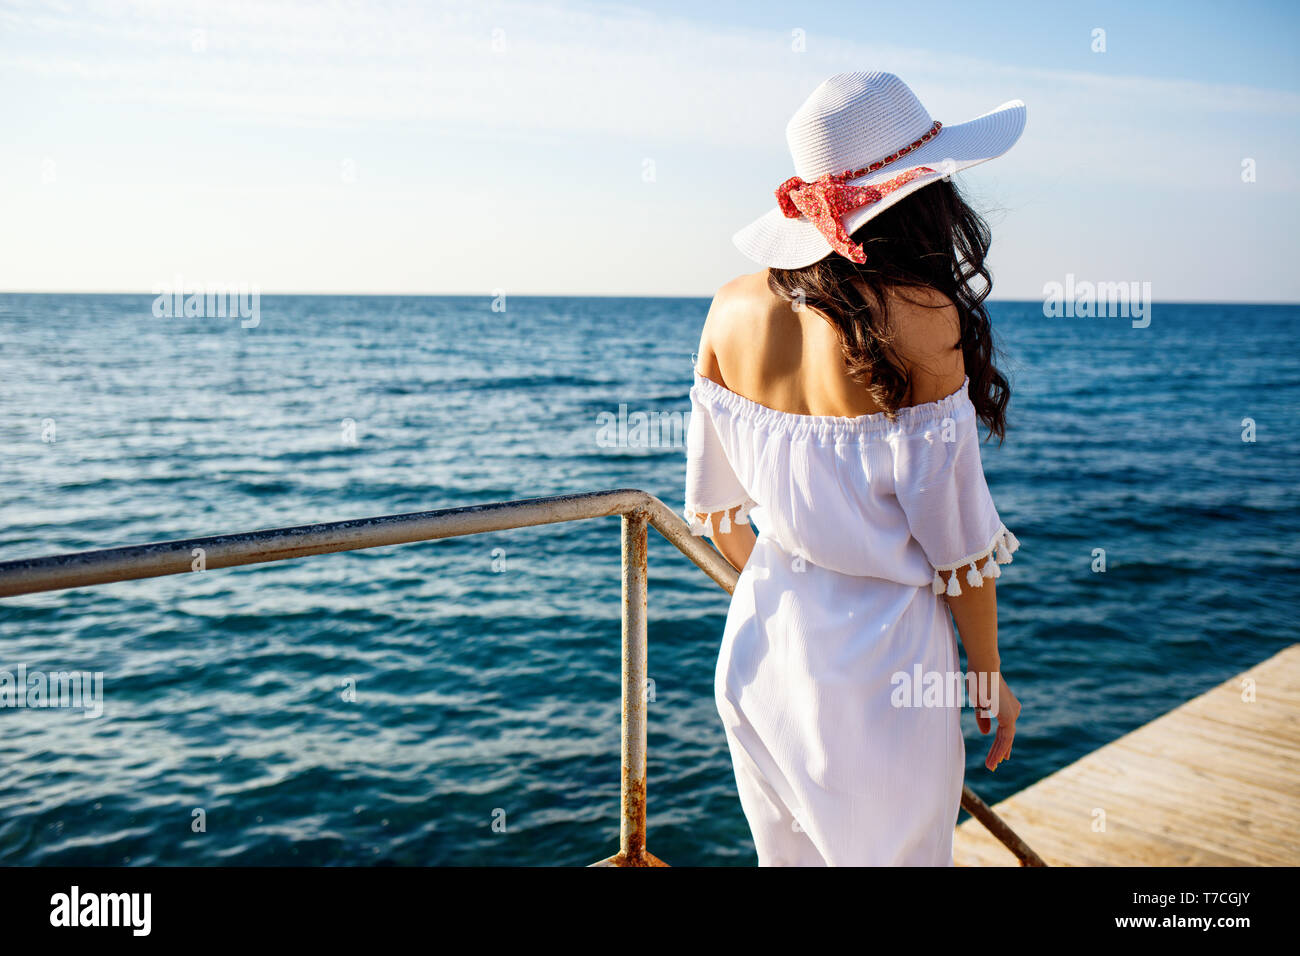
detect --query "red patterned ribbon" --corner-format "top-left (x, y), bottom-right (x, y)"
top-left (774, 119), bottom-right (942, 263)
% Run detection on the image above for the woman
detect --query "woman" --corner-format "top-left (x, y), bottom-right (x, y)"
top-left (684, 72), bottom-right (1026, 866)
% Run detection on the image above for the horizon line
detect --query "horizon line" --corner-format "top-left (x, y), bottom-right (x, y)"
top-left (1, 291), bottom-right (1297, 306)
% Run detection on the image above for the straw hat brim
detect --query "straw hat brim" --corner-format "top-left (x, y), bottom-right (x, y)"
top-left (733, 99), bottom-right (1026, 269)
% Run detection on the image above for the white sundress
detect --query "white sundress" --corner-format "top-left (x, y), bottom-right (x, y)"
top-left (684, 369), bottom-right (1020, 866)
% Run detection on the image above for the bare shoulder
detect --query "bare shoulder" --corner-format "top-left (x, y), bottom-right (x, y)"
top-left (696, 271), bottom-right (781, 382)
top-left (885, 286), bottom-right (965, 404)
top-left (705, 271), bottom-right (773, 331)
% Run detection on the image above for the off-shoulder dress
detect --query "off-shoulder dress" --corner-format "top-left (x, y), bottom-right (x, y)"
top-left (684, 369), bottom-right (1019, 866)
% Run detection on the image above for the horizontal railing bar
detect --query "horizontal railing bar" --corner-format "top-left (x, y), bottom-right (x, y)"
top-left (0, 489), bottom-right (735, 599)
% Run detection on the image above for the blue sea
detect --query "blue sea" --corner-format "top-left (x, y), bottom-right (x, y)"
top-left (0, 294), bottom-right (1296, 866)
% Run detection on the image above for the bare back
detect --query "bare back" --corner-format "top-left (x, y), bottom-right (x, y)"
top-left (696, 270), bottom-right (965, 415)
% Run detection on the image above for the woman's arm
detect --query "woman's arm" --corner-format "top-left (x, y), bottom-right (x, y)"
top-left (696, 505), bottom-right (756, 573)
top-left (694, 303), bottom-right (758, 573)
top-left (894, 291), bottom-right (1018, 772)
top-left (943, 573), bottom-right (999, 677)
top-left (941, 573), bottom-right (1017, 770)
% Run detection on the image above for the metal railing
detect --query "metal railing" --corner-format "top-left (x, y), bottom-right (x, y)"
top-left (0, 488), bottom-right (1044, 867)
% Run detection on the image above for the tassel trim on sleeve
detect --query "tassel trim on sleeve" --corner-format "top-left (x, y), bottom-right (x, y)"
top-left (930, 525), bottom-right (1020, 597)
top-left (684, 496), bottom-right (757, 538)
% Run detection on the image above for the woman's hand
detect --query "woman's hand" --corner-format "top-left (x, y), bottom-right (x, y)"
top-left (974, 672), bottom-right (1020, 772)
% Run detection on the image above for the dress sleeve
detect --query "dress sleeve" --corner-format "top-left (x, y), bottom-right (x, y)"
top-left (683, 388), bottom-right (756, 538)
top-left (890, 408), bottom-right (1020, 596)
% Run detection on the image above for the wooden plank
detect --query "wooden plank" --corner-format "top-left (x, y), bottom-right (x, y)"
top-left (954, 644), bottom-right (1300, 867)
top-left (1006, 772), bottom-right (1293, 865)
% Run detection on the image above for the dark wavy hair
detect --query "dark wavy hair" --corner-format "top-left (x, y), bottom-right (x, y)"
top-left (766, 179), bottom-right (1010, 441)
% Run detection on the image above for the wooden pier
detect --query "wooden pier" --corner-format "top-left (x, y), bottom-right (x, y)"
top-left (954, 643), bottom-right (1300, 866)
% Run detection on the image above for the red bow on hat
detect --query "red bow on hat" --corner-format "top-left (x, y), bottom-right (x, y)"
top-left (775, 165), bottom-right (936, 263)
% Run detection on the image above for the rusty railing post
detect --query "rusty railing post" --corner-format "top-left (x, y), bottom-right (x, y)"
top-left (606, 509), bottom-right (665, 866)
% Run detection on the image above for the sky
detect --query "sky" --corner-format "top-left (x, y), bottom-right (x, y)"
top-left (1, 0), bottom-right (1297, 299)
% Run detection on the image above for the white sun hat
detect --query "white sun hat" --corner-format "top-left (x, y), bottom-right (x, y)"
top-left (733, 71), bottom-right (1026, 269)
